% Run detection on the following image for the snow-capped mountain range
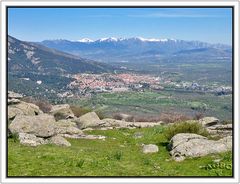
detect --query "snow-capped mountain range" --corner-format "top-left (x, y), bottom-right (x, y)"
top-left (76, 37), bottom-right (177, 43)
top-left (40, 37), bottom-right (232, 63)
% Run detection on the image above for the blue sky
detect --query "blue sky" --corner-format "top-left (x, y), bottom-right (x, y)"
top-left (8, 8), bottom-right (232, 45)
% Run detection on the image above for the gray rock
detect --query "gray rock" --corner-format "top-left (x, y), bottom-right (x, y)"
top-left (169, 133), bottom-right (232, 161)
top-left (54, 119), bottom-right (83, 135)
top-left (142, 144), bottom-right (159, 154)
top-left (49, 135), bottom-right (71, 147)
top-left (8, 106), bottom-right (24, 121)
top-left (77, 112), bottom-right (103, 129)
top-left (8, 101), bottom-right (43, 123)
top-left (99, 118), bottom-right (163, 129)
top-left (76, 134), bottom-right (106, 140)
top-left (199, 117), bottom-right (219, 127)
top-left (99, 118), bottom-right (128, 128)
top-left (115, 113), bottom-right (134, 121)
top-left (206, 123), bottom-right (232, 137)
top-left (133, 132), bottom-right (144, 139)
top-left (18, 133), bottom-right (48, 147)
top-left (129, 121), bottom-right (163, 128)
top-left (8, 91), bottom-right (23, 99)
top-left (55, 119), bottom-right (83, 135)
top-left (99, 127), bottom-right (114, 130)
top-left (82, 128), bottom-right (94, 131)
top-left (213, 159), bottom-right (222, 163)
top-left (61, 134), bottom-right (106, 140)
top-left (50, 104), bottom-right (74, 120)
top-left (209, 124), bottom-right (232, 130)
top-left (170, 133), bottom-right (207, 149)
top-left (8, 98), bottom-right (21, 105)
top-left (9, 101), bottom-right (43, 117)
top-left (9, 114), bottom-right (56, 138)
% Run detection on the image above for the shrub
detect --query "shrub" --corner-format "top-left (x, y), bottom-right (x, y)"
top-left (194, 112), bottom-right (204, 120)
top-left (70, 106), bottom-right (91, 117)
top-left (113, 151), bottom-right (123, 161)
top-left (153, 125), bottom-right (164, 134)
top-left (76, 159), bottom-right (85, 168)
top-left (134, 116), bottom-right (161, 122)
top-left (143, 158), bottom-right (151, 165)
top-left (9, 132), bottom-right (19, 143)
top-left (159, 112), bottom-right (191, 124)
top-left (164, 121), bottom-right (210, 141)
top-left (189, 102), bottom-right (207, 111)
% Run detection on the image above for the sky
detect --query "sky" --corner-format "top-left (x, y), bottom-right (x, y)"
top-left (8, 8), bottom-right (232, 45)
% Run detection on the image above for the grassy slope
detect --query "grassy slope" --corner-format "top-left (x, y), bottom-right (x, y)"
top-left (8, 126), bottom-right (232, 176)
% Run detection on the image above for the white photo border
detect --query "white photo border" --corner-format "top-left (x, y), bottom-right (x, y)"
top-left (0, 1), bottom-right (239, 183)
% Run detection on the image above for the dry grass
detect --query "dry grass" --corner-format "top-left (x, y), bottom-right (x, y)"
top-left (159, 112), bottom-right (191, 123)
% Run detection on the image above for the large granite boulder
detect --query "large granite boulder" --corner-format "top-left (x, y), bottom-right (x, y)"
top-left (8, 106), bottom-right (24, 121)
top-left (18, 133), bottom-right (49, 147)
top-left (54, 119), bottom-right (83, 135)
top-left (76, 112), bottom-right (103, 129)
top-left (169, 133), bottom-right (232, 161)
top-left (199, 117), bottom-right (219, 127)
top-left (207, 124), bottom-right (232, 137)
top-left (50, 104), bottom-right (74, 120)
top-left (9, 114), bottom-right (56, 138)
top-left (8, 101), bottom-right (43, 118)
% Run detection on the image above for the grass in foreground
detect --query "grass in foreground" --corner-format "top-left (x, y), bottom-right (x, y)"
top-left (8, 126), bottom-right (232, 176)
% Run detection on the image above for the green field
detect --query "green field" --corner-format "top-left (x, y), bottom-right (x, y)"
top-left (66, 90), bottom-right (232, 121)
top-left (8, 126), bottom-right (232, 176)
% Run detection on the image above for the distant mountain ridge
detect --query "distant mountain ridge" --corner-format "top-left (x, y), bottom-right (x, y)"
top-left (40, 37), bottom-right (232, 63)
top-left (8, 35), bottom-right (115, 74)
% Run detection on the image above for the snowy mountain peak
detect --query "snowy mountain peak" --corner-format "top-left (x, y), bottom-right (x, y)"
top-left (73, 37), bottom-right (179, 43)
top-left (136, 37), bottom-right (177, 42)
top-left (77, 38), bottom-right (94, 43)
top-left (95, 37), bottom-right (178, 43)
top-left (98, 37), bottom-right (119, 42)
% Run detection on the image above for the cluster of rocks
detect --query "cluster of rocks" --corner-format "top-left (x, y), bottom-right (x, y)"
top-left (199, 117), bottom-right (232, 137)
top-left (7, 91), bottom-right (164, 147)
top-left (8, 91), bottom-right (107, 147)
top-left (138, 117), bottom-right (232, 160)
top-left (168, 117), bottom-right (232, 161)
